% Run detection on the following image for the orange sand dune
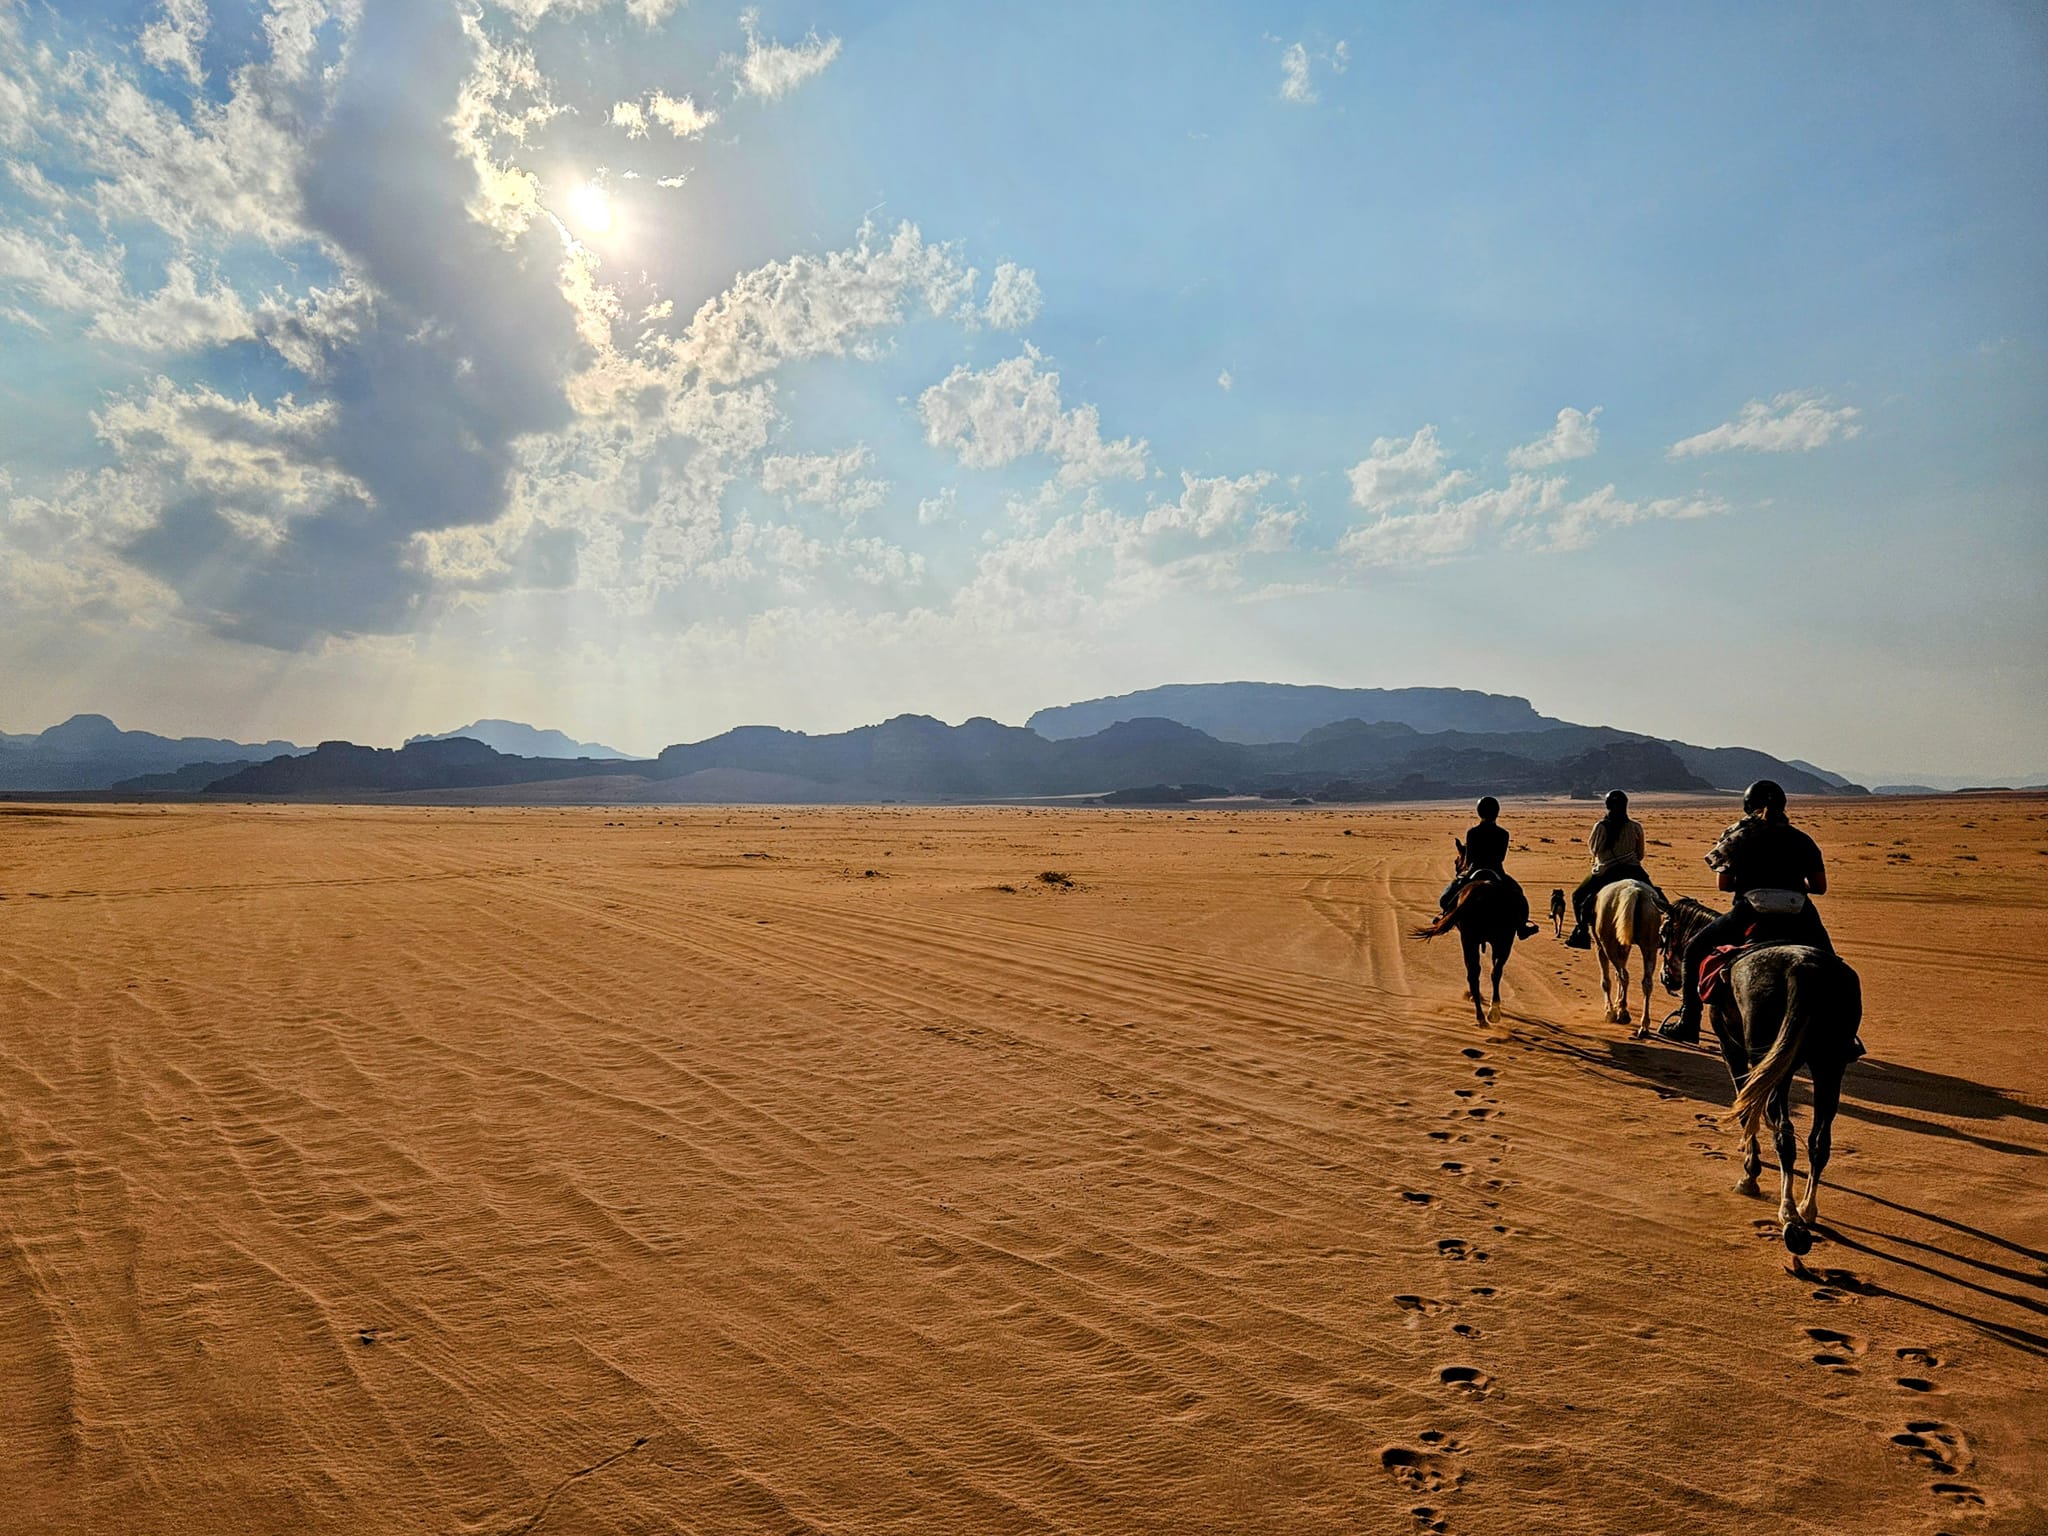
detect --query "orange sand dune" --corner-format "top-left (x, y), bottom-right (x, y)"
top-left (1, 798), bottom-right (2043, 1534)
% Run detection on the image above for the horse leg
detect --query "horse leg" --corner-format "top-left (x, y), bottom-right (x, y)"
top-left (1768, 1081), bottom-right (1801, 1229)
top-left (1615, 940), bottom-right (1632, 1028)
top-left (1463, 933), bottom-right (1485, 1028)
top-left (1488, 935), bottom-right (1510, 1024)
top-left (1716, 1029), bottom-right (1761, 1196)
top-left (1801, 1069), bottom-right (1840, 1227)
top-left (1597, 940), bottom-right (1616, 1022)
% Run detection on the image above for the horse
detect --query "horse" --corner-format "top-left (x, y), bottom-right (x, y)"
top-left (1593, 879), bottom-right (1661, 1033)
top-left (1548, 887), bottom-right (1567, 938)
top-left (1660, 898), bottom-right (1863, 1253)
top-left (1411, 838), bottom-right (1521, 1027)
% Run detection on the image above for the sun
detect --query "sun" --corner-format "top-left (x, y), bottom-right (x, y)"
top-left (565, 181), bottom-right (613, 236)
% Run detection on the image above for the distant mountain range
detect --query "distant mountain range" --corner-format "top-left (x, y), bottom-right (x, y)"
top-left (405, 719), bottom-right (630, 759)
top-left (1029, 683), bottom-right (1566, 742)
top-left (0, 714), bottom-right (305, 791)
top-left (1, 685), bottom-right (1894, 801)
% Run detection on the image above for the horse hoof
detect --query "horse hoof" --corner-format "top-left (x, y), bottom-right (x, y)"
top-left (1486, 1001), bottom-right (1501, 1023)
top-left (1782, 1221), bottom-right (1814, 1256)
top-left (1733, 1178), bottom-right (1759, 1197)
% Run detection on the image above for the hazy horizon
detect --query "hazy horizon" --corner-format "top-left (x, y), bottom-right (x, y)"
top-left (3, 3), bottom-right (2042, 779)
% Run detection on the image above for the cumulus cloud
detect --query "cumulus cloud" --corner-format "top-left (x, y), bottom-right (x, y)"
top-left (89, 260), bottom-right (253, 353)
top-left (1346, 425), bottom-right (1465, 511)
top-left (1279, 42), bottom-right (1315, 104)
top-left (1506, 405), bottom-right (1601, 469)
top-left (918, 346), bottom-right (1149, 487)
top-left (1217, 369), bottom-right (1232, 391)
top-left (1667, 391), bottom-right (1861, 458)
top-left (983, 261), bottom-right (1041, 330)
top-left (731, 9), bottom-right (841, 100)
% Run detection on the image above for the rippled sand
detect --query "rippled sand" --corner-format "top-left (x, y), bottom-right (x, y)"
top-left (2, 797), bottom-right (2043, 1533)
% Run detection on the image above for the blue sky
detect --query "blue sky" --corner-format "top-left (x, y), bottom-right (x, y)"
top-left (1, 0), bottom-right (2042, 781)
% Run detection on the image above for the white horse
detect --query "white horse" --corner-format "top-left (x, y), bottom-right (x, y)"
top-left (1594, 879), bottom-right (1662, 1033)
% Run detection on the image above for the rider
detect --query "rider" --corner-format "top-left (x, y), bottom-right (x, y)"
top-left (1440, 796), bottom-right (1541, 940)
top-left (1664, 779), bottom-right (1831, 1043)
top-left (1563, 789), bottom-right (1667, 949)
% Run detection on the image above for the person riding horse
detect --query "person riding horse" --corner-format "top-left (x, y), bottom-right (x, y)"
top-left (1663, 779), bottom-right (1831, 1043)
top-left (1440, 796), bottom-right (1541, 940)
top-left (1563, 789), bottom-right (1667, 949)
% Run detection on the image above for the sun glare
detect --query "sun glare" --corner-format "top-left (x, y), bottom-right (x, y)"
top-left (566, 181), bottom-right (613, 236)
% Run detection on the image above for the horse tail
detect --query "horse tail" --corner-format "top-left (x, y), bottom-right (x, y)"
top-left (1411, 882), bottom-right (1476, 941)
top-left (1732, 959), bottom-right (1819, 1138)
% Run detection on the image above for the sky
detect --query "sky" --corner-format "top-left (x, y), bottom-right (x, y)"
top-left (1, 0), bottom-right (2043, 783)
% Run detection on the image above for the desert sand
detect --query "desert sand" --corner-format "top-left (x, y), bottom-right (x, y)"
top-left (1, 796), bottom-right (2043, 1534)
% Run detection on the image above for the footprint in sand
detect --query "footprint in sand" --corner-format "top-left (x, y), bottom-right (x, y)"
top-left (1408, 1506), bottom-right (1449, 1534)
top-left (1891, 1421), bottom-right (1978, 1507)
top-left (1437, 1239), bottom-right (1489, 1263)
top-left (1895, 1346), bottom-right (1943, 1368)
top-left (1393, 1295), bottom-right (1446, 1317)
top-left (1473, 1066), bottom-right (1496, 1080)
top-left (1427, 1130), bottom-right (1469, 1144)
top-left (1802, 1326), bottom-right (1867, 1370)
top-left (1380, 1433), bottom-right (1466, 1497)
top-left (1437, 1365), bottom-right (1492, 1397)
top-left (1460, 1047), bottom-right (1486, 1060)
top-left (1439, 1161), bottom-right (1467, 1174)
top-left (1451, 1322), bottom-right (1479, 1339)
top-left (1401, 1191), bottom-right (1436, 1205)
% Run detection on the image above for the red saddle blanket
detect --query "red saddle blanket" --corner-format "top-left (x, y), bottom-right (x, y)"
top-left (1698, 942), bottom-right (1753, 1007)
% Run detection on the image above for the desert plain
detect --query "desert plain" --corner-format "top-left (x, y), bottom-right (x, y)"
top-left (0, 795), bottom-right (2043, 1535)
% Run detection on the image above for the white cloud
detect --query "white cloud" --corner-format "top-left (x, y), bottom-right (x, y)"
top-left (759, 446), bottom-right (888, 519)
top-left (666, 221), bottom-right (977, 387)
top-left (1667, 391), bottom-right (1862, 458)
top-left (916, 487), bottom-right (956, 525)
top-left (1345, 424), bottom-right (1465, 511)
top-left (609, 99), bottom-right (647, 137)
top-left (648, 90), bottom-right (715, 137)
top-left (89, 259), bottom-right (253, 353)
top-left (1280, 42), bottom-right (1315, 104)
top-left (1217, 369), bottom-right (1232, 391)
top-left (139, 0), bottom-right (209, 88)
top-left (918, 346), bottom-right (1149, 487)
top-left (1506, 405), bottom-right (1601, 469)
top-left (983, 261), bottom-right (1041, 330)
top-left (731, 9), bottom-right (841, 100)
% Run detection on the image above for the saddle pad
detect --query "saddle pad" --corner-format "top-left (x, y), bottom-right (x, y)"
top-left (1698, 942), bottom-right (1752, 1007)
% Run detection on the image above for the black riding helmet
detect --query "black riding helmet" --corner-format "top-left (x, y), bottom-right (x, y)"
top-left (1604, 788), bottom-right (1628, 813)
top-left (1475, 796), bottom-right (1500, 821)
top-left (1743, 779), bottom-right (1786, 815)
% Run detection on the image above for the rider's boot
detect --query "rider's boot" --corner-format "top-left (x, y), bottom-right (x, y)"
top-left (1519, 920), bottom-right (1540, 939)
top-left (1660, 994), bottom-right (1702, 1045)
top-left (1563, 922), bottom-right (1592, 950)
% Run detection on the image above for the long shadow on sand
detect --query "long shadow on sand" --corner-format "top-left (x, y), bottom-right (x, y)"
top-left (1496, 1016), bottom-right (2048, 1359)
top-left (1588, 1035), bottom-right (2045, 1160)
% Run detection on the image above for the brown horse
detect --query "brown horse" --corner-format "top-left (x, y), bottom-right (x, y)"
top-left (1412, 838), bottom-right (1521, 1027)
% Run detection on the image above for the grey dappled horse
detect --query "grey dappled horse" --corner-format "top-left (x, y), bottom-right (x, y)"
top-left (1661, 898), bottom-right (1863, 1253)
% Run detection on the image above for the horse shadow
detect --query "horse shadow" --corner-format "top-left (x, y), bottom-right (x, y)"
top-left (1500, 1021), bottom-right (2048, 1358)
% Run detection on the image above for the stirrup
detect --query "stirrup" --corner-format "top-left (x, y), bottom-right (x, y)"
top-left (1658, 1009), bottom-right (1700, 1043)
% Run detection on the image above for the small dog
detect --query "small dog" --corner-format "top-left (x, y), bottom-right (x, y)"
top-left (1549, 888), bottom-right (1568, 939)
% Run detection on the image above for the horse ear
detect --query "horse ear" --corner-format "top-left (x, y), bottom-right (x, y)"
top-left (1454, 836), bottom-right (1465, 852)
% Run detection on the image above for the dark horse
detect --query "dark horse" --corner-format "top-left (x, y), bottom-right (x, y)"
top-left (1660, 897), bottom-right (1863, 1253)
top-left (1411, 838), bottom-right (1519, 1026)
